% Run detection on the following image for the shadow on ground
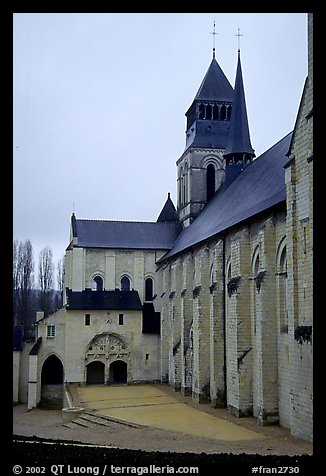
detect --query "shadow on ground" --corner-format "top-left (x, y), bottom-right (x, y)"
top-left (12, 435), bottom-right (314, 474)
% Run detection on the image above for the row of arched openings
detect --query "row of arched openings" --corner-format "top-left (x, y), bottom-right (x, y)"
top-left (224, 240), bottom-right (287, 331)
top-left (91, 275), bottom-right (154, 301)
top-left (40, 355), bottom-right (127, 398)
top-left (197, 102), bottom-right (232, 121)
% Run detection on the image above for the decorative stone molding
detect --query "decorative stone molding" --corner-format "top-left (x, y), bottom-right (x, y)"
top-left (192, 286), bottom-right (201, 298)
top-left (254, 271), bottom-right (266, 293)
top-left (227, 276), bottom-right (242, 297)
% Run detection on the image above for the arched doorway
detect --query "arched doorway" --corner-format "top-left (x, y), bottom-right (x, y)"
top-left (110, 360), bottom-right (127, 384)
top-left (86, 361), bottom-right (105, 385)
top-left (40, 355), bottom-right (64, 408)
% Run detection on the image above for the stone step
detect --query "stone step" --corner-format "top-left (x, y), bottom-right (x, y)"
top-left (71, 417), bottom-right (96, 428)
top-left (63, 421), bottom-right (85, 429)
top-left (84, 411), bottom-right (144, 428)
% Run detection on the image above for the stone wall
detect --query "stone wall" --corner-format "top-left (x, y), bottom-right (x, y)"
top-left (160, 208), bottom-right (300, 429)
top-left (284, 12), bottom-right (313, 443)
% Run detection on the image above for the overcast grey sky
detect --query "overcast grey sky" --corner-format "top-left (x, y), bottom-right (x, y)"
top-left (13, 12), bottom-right (308, 268)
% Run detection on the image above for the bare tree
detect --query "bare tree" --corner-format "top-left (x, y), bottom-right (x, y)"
top-left (56, 256), bottom-right (64, 309)
top-left (38, 246), bottom-right (54, 317)
top-left (13, 239), bottom-right (35, 336)
top-left (13, 240), bottom-right (19, 323)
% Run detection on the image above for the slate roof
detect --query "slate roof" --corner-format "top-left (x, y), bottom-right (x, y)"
top-left (224, 52), bottom-right (255, 157)
top-left (156, 193), bottom-right (178, 223)
top-left (74, 219), bottom-right (181, 250)
top-left (185, 120), bottom-right (231, 150)
top-left (29, 337), bottom-right (42, 356)
top-left (66, 289), bottom-right (143, 311)
top-left (194, 57), bottom-right (233, 102)
top-left (160, 132), bottom-right (292, 261)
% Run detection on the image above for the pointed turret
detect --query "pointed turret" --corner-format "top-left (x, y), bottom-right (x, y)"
top-left (157, 193), bottom-right (178, 223)
top-left (224, 50), bottom-right (255, 164)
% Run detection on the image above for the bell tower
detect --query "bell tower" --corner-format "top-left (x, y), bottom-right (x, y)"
top-left (177, 46), bottom-right (234, 227)
top-left (177, 27), bottom-right (254, 228)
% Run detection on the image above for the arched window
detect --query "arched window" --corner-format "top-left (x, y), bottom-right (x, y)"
top-left (212, 104), bottom-right (219, 120)
top-left (183, 164), bottom-right (188, 205)
top-left (253, 251), bottom-right (260, 277)
top-left (179, 167), bottom-right (184, 206)
top-left (207, 164), bottom-right (215, 201)
top-left (252, 248), bottom-right (260, 335)
top-left (92, 275), bottom-right (103, 291)
top-left (227, 262), bottom-right (232, 282)
top-left (198, 103), bottom-right (205, 119)
top-left (278, 244), bottom-right (288, 332)
top-left (206, 104), bottom-right (212, 120)
top-left (210, 263), bottom-right (214, 286)
top-left (145, 277), bottom-right (154, 301)
top-left (121, 276), bottom-right (131, 291)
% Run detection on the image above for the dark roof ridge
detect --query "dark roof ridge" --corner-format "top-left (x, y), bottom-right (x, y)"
top-left (76, 218), bottom-right (163, 225)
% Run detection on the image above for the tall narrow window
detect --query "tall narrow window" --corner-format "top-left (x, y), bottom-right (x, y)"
top-left (121, 276), bottom-right (131, 291)
top-left (252, 250), bottom-right (260, 335)
top-left (145, 277), bottom-right (154, 301)
top-left (179, 169), bottom-right (184, 207)
top-left (212, 104), bottom-right (219, 120)
top-left (220, 104), bottom-right (227, 121)
top-left (207, 164), bottom-right (215, 201)
top-left (119, 314), bottom-right (124, 325)
top-left (198, 103), bottom-right (205, 119)
top-left (279, 246), bottom-right (288, 332)
top-left (85, 314), bottom-right (90, 326)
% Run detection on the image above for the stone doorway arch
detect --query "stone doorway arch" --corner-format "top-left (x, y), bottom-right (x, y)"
top-left (85, 332), bottom-right (130, 385)
top-left (110, 360), bottom-right (127, 384)
top-left (40, 354), bottom-right (64, 407)
top-left (86, 361), bottom-right (105, 385)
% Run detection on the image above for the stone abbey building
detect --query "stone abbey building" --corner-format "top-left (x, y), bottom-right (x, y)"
top-left (13, 14), bottom-right (313, 442)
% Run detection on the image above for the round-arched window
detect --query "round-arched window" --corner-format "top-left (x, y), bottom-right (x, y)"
top-left (92, 275), bottom-right (103, 291)
top-left (145, 277), bottom-right (154, 301)
top-left (121, 276), bottom-right (131, 291)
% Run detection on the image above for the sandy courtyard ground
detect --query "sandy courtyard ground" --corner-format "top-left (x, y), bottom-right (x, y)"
top-left (13, 383), bottom-right (312, 457)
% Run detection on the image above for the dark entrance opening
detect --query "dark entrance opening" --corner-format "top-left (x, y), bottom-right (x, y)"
top-left (40, 355), bottom-right (64, 408)
top-left (86, 361), bottom-right (105, 385)
top-left (110, 360), bottom-right (127, 384)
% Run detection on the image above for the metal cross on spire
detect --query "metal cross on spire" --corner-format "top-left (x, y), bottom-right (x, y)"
top-left (235, 27), bottom-right (244, 52)
top-left (210, 20), bottom-right (218, 59)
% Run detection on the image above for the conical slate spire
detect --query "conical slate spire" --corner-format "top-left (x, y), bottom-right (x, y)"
top-left (157, 193), bottom-right (178, 223)
top-left (224, 51), bottom-right (255, 158)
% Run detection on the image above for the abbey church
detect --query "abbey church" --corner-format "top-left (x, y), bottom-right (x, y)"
top-left (13, 14), bottom-right (313, 443)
